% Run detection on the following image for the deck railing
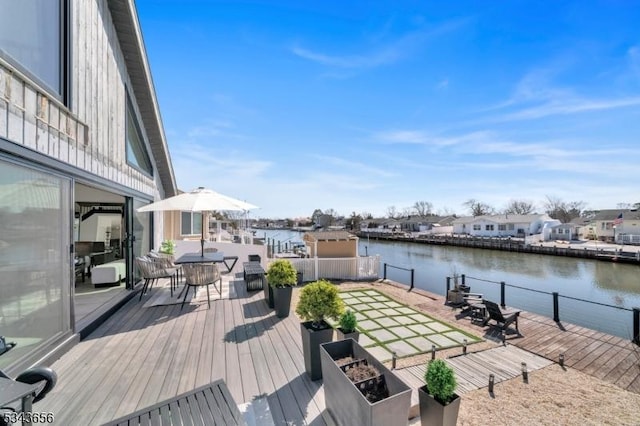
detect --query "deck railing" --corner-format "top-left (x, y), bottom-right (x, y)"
top-left (269, 256), bottom-right (380, 282)
top-left (443, 274), bottom-right (640, 345)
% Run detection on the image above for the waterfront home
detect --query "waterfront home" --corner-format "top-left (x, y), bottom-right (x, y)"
top-left (582, 209), bottom-right (640, 244)
top-left (360, 217), bottom-right (402, 233)
top-left (0, 0), bottom-right (177, 375)
top-left (545, 223), bottom-right (579, 242)
top-left (452, 214), bottom-right (559, 238)
top-left (399, 215), bottom-right (457, 233)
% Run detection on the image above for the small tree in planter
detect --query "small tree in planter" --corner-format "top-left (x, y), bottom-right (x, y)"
top-left (295, 279), bottom-right (344, 380)
top-left (418, 359), bottom-right (460, 426)
top-left (336, 309), bottom-right (359, 342)
top-left (267, 259), bottom-right (298, 318)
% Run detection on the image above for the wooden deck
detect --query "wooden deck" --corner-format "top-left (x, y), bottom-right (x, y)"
top-left (515, 312), bottom-right (640, 392)
top-left (395, 345), bottom-right (553, 394)
top-left (37, 275), bottom-right (332, 426)
top-left (413, 288), bottom-right (640, 394)
top-left (35, 277), bottom-right (640, 425)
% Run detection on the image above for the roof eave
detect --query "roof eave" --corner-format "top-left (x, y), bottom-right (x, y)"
top-left (107, 0), bottom-right (178, 197)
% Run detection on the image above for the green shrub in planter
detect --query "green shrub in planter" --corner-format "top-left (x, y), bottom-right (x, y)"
top-left (420, 359), bottom-right (460, 425)
top-left (267, 259), bottom-right (298, 288)
top-left (424, 359), bottom-right (457, 404)
top-left (339, 310), bottom-right (357, 333)
top-left (295, 279), bottom-right (344, 328)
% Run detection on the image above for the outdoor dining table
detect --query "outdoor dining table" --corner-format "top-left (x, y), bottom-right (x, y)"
top-left (174, 252), bottom-right (238, 273)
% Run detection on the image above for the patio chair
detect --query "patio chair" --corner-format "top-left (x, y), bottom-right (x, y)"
top-left (484, 300), bottom-right (521, 334)
top-left (148, 250), bottom-right (183, 285)
top-left (135, 256), bottom-right (179, 301)
top-left (0, 365), bottom-right (57, 425)
top-left (180, 262), bottom-right (222, 310)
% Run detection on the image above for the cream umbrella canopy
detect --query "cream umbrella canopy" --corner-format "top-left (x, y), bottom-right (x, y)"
top-left (137, 187), bottom-right (258, 256)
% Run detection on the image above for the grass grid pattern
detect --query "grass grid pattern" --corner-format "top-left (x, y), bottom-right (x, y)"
top-left (336, 289), bottom-right (481, 362)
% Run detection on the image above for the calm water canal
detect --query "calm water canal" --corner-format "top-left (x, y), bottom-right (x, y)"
top-left (257, 229), bottom-right (640, 340)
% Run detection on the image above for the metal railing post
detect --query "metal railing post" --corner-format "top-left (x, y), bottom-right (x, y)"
top-left (409, 269), bottom-right (414, 291)
top-left (383, 263), bottom-right (387, 280)
top-left (461, 274), bottom-right (466, 286)
top-left (500, 281), bottom-right (506, 307)
top-left (633, 307), bottom-right (640, 345)
top-left (446, 276), bottom-right (451, 294)
top-left (553, 292), bottom-right (560, 322)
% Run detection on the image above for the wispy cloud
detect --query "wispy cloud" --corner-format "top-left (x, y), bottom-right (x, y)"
top-left (312, 155), bottom-right (396, 178)
top-left (499, 96), bottom-right (640, 121)
top-left (290, 19), bottom-right (466, 70)
top-left (373, 129), bottom-right (493, 147)
top-left (486, 68), bottom-right (640, 122)
top-left (436, 78), bottom-right (449, 90)
top-left (628, 45), bottom-right (640, 79)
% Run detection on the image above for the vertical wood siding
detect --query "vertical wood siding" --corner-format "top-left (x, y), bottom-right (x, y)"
top-left (0, 0), bottom-right (160, 196)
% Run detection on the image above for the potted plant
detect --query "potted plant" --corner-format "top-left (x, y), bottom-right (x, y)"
top-left (267, 259), bottom-right (298, 318)
top-left (336, 309), bottom-right (359, 342)
top-left (320, 339), bottom-right (412, 426)
top-left (446, 272), bottom-right (469, 306)
top-left (295, 279), bottom-right (344, 380)
top-left (159, 239), bottom-right (176, 255)
top-left (418, 359), bottom-right (460, 426)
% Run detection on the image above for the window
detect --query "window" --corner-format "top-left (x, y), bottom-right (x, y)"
top-left (486, 225), bottom-right (494, 231)
top-left (507, 224), bottom-right (515, 230)
top-left (498, 224), bottom-right (506, 231)
top-left (181, 212), bottom-right (202, 236)
top-left (0, 0), bottom-right (69, 102)
top-left (473, 224), bottom-right (481, 231)
top-left (126, 95), bottom-right (154, 176)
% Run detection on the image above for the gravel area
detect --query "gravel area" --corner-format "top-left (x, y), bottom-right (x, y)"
top-left (292, 280), bottom-right (640, 425)
top-left (457, 364), bottom-right (640, 425)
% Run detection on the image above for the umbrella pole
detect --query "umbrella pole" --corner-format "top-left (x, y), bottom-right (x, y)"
top-left (201, 212), bottom-right (205, 256)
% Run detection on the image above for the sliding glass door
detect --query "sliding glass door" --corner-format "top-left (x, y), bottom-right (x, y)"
top-left (0, 157), bottom-right (72, 369)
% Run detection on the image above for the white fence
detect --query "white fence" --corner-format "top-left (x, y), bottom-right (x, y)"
top-left (268, 255), bottom-right (380, 282)
top-left (617, 234), bottom-right (640, 245)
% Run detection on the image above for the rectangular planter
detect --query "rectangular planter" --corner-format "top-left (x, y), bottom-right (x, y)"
top-left (301, 321), bottom-right (334, 381)
top-left (320, 339), bottom-right (411, 426)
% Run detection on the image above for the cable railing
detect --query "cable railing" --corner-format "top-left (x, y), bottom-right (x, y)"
top-left (446, 274), bottom-right (639, 344)
top-left (382, 263), bottom-right (415, 291)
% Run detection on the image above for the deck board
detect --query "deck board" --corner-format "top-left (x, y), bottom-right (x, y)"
top-left (34, 277), bottom-right (640, 425)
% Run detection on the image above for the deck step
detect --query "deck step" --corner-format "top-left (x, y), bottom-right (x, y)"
top-left (238, 396), bottom-right (275, 426)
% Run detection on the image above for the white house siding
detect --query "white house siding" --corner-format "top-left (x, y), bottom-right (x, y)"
top-left (452, 215), bottom-right (557, 238)
top-left (0, 0), bottom-right (158, 197)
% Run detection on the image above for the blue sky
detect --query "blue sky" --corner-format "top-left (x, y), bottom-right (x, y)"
top-left (136, 0), bottom-right (640, 219)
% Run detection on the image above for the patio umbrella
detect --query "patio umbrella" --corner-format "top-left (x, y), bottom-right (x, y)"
top-left (137, 187), bottom-right (258, 256)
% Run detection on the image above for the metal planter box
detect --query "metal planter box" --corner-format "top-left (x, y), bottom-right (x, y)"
top-left (320, 339), bottom-right (411, 426)
top-left (301, 320), bottom-right (334, 381)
